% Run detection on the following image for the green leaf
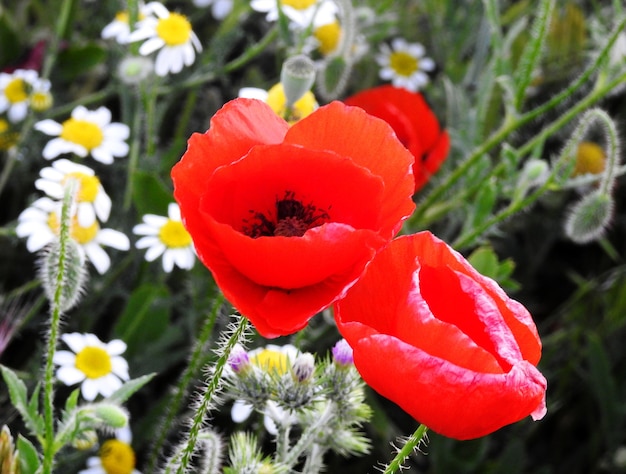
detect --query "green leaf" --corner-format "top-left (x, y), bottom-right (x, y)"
top-left (131, 171), bottom-right (174, 217)
top-left (106, 373), bottom-right (156, 405)
top-left (63, 388), bottom-right (81, 413)
top-left (17, 435), bottom-right (41, 474)
top-left (57, 42), bottom-right (106, 79)
top-left (0, 13), bottom-right (22, 68)
top-left (1, 366), bottom-right (44, 438)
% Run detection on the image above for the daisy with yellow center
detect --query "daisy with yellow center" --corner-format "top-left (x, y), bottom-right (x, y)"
top-left (30, 78), bottom-right (53, 112)
top-left (101, 4), bottom-right (149, 44)
top-left (376, 38), bottom-right (435, 92)
top-left (35, 105), bottom-right (130, 164)
top-left (127, 2), bottom-right (202, 76)
top-left (238, 83), bottom-right (318, 123)
top-left (16, 197), bottom-right (130, 274)
top-left (251, 0), bottom-right (337, 29)
top-left (0, 69), bottom-right (38, 122)
top-left (53, 332), bottom-right (129, 401)
top-left (35, 159), bottom-right (112, 227)
top-left (132, 203), bottom-right (195, 272)
top-left (229, 344), bottom-right (299, 434)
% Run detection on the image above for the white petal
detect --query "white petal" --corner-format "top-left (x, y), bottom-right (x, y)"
top-left (77, 203), bottom-right (96, 227)
top-left (135, 235), bottom-right (160, 250)
top-left (92, 107), bottom-right (112, 127)
top-left (24, 229), bottom-right (54, 252)
top-left (80, 379), bottom-right (100, 401)
top-left (162, 250), bottom-right (175, 272)
top-left (167, 203), bottom-right (181, 220)
top-left (52, 350), bottom-right (76, 366)
top-left (139, 37), bottom-right (165, 56)
top-left (98, 374), bottom-right (122, 397)
top-left (144, 242), bottom-right (166, 261)
top-left (61, 332), bottom-right (87, 353)
top-left (90, 148), bottom-right (114, 164)
top-left (84, 243), bottom-right (111, 274)
top-left (231, 400), bottom-right (253, 422)
top-left (143, 214), bottom-right (168, 227)
top-left (56, 366), bottom-right (86, 386)
top-left (104, 123), bottom-right (130, 140)
top-left (133, 224), bottom-right (160, 237)
top-left (97, 229), bottom-right (130, 250)
top-left (111, 357), bottom-right (130, 380)
top-left (102, 139), bottom-right (130, 158)
top-left (238, 87), bottom-right (269, 101)
top-left (107, 339), bottom-right (127, 356)
top-left (94, 191), bottom-right (112, 222)
top-left (420, 57), bottom-right (435, 71)
top-left (34, 120), bottom-right (63, 137)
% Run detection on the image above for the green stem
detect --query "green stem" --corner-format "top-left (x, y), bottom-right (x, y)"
top-left (281, 401), bottom-right (334, 468)
top-left (0, 147), bottom-right (19, 199)
top-left (172, 316), bottom-right (249, 474)
top-left (383, 424), bottom-right (429, 474)
top-left (41, 0), bottom-right (75, 80)
top-left (123, 90), bottom-right (143, 210)
top-left (146, 293), bottom-right (224, 473)
top-left (41, 183), bottom-right (75, 474)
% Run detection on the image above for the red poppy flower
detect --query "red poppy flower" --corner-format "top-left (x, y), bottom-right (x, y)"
top-left (344, 85), bottom-right (450, 192)
top-left (171, 98), bottom-right (415, 338)
top-left (334, 232), bottom-right (547, 440)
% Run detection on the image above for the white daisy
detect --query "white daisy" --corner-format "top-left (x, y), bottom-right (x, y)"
top-left (192, 0), bottom-right (233, 20)
top-left (34, 105), bottom-right (130, 164)
top-left (53, 332), bottom-right (130, 401)
top-left (16, 197), bottom-right (130, 274)
top-left (79, 427), bottom-right (140, 474)
top-left (101, 4), bottom-right (149, 44)
top-left (376, 38), bottom-right (435, 92)
top-left (29, 77), bottom-right (53, 112)
top-left (229, 344), bottom-right (300, 435)
top-left (250, 0), bottom-right (337, 29)
top-left (133, 203), bottom-right (195, 272)
top-left (35, 159), bottom-right (112, 227)
top-left (127, 2), bottom-right (202, 76)
top-left (0, 69), bottom-right (38, 122)
top-left (238, 83), bottom-right (317, 122)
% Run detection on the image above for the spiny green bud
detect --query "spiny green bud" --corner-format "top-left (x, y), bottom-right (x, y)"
top-left (38, 237), bottom-right (88, 313)
top-left (291, 352), bottom-right (315, 383)
top-left (90, 403), bottom-right (129, 429)
top-left (198, 429), bottom-right (224, 474)
top-left (564, 190), bottom-right (614, 244)
top-left (280, 55), bottom-right (316, 108)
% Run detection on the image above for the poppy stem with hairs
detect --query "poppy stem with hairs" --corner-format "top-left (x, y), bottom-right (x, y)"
top-left (384, 424), bottom-right (429, 474)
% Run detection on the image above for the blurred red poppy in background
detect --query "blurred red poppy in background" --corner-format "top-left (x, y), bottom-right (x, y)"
top-left (334, 231), bottom-right (547, 440)
top-left (344, 85), bottom-right (450, 192)
top-left (172, 98), bottom-right (415, 338)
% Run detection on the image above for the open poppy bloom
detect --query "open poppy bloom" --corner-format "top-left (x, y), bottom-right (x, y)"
top-left (344, 85), bottom-right (450, 192)
top-left (334, 231), bottom-right (547, 440)
top-left (171, 98), bottom-right (415, 338)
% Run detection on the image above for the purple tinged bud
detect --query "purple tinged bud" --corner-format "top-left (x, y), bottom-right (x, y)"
top-left (228, 344), bottom-right (250, 374)
top-left (291, 352), bottom-right (315, 382)
top-left (332, 339), bottom-right (353, 366)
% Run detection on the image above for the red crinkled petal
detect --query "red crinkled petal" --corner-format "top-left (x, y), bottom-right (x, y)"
top-left (172, 98), bottom-right (289, 228)
top-left (284, 101), bottom-right (415, 240)
top-left (413, 130), bottom-right (451, 191)
top-left (349, 333), bottom-right (547, 440)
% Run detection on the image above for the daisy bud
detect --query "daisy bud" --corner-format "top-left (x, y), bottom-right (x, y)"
top-left (291, 352), bottom-right (315, 383)
top-left (564, 190), bottom-right (614, 244)
top-left (332, 339), bottom-right (353, 367)
top-left (38, 237), bottom-right (88, 313)
top-left (117, 55), bottom-right (154, 85)
top-left (72, 429), bottom-right (99, 450)
top-left (280, 54), bottom-right (316, 109)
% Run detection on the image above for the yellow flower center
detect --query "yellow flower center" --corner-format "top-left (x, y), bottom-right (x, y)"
top-left (250, 349), bottom-right (290, 374)
top-left (60, 118), bottom-right (104, 151)
top-left (314, 21), bottom-right (341, 56)
top-left (282, 0), bottom-right (317, 10)
top-left (62, 172), bottom-right (101, 203)
top-left (573, 142), bottom-right (606, 176)
top-left (115, 11), bottom-right (130, 23)
top-left (389, 51), bottom-right (419, 77)
top-left (266, 83), bottom-right (317, 123)
top-left (47, 213), bottom-right (100, 244)
top-left (75, 346), bottom-right (112, 379)
top-left (156, 13), bottom-right (192, 46)
top-left (30, 91), bottom-right (53, 112)
top-left (4, 78), bottom-right (29, 103)
top-left (99, 439), bottom-right (136, 474)
top-left (0, 119), bottom-right (18, 150)
top-left (158, 219), bottom-right (192, 248)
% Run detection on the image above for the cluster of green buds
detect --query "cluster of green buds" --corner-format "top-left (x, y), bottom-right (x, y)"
top-left (221, 339), bottom-right (372, 473)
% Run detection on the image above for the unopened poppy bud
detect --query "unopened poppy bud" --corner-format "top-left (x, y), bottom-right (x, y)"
top-left (280, 54), bottom-right (316, 108)
top-left (90, 403), bottom-right (129, 429)
top-left (332, 339), bottom-right (353, 366)
top-left (291, 352), bottom-right (315, 382)
top-left (228, 344), bottom-right (251, 374)
top-left (564, 190), bottom-right (614, 244)
top-left (38, 237), bottom-right (88, 313)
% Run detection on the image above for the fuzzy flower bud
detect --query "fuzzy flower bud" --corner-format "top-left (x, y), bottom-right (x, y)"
top-left (332, 339), bottom-right (354, 366)
top-left (72, 429), bottom-right (99, 450)
top-left (0, 425), bottom-right (19, 474)
top-left (564, 190), bottom-right (614, 244)
top-left (90, 403), bottom-right (129, 429)
top-left (291, 352), bottom-right (315, 383)
top-left (280, 55), bottom-right (316, 108)
top-left (117, 55), bottom-right (154, 85)
top-left (38, 237), bottom-right (88, 313)
top-left (227, 344), bottom-right (251, 374)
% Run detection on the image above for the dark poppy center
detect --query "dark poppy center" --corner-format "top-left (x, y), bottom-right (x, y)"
top-left (243, 191), bottom-right (329, 238)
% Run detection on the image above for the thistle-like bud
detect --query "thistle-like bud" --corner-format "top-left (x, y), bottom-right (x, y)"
top-left (227, 344), bottom-right (251, 375)
top-left (280, 55), bottom-right (316, 109)
top-left (38, 237), bottom-right (88, 313)
top-left (0, 425), bottom-right (20, 474)
top-left (564, 190), bottom-right (614, 244)
top-left (332, 339), bottom-right (354, 367)
top-left (291, 352), bottom-right (315, 383)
